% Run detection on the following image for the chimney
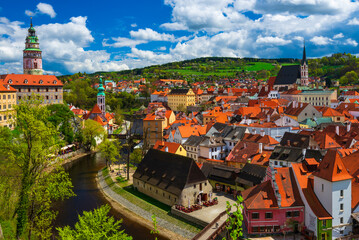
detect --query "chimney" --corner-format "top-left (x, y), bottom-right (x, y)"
top-left (293, 101), bottom-right (296, 108)
top-left (300, 102), bottom-right (303, 108)
top-left (259, 143), bottom-right (263, 154)
top-left (287, 140), bottom-right (291, 146)
top-left (165, 146), bottom-right (169, 152)
top-left (302, 149), bottom-right (307, 158)
top-left (347, 123), bottom-right (351, 133)
top-left (336, 125), bottom-right (340, 136)
top-left (261, 131), bottom-right (265, 137)
top-left (244, 143), bottom-right (247, 149)
top-left (267, 114), bottom-right (270, 122)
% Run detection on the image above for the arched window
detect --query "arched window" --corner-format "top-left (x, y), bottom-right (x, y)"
top-left (8, 79), bottom-right (12, 84)
top-left (53, 80), bottom-right (57, 84)
top-left (39, 80), bottom-right (43, 84)
top-left (24, 79), bottom-right (28, 84)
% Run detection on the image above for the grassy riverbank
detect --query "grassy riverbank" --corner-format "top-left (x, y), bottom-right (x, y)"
top-left (102, 167), bottom-right (202, 234)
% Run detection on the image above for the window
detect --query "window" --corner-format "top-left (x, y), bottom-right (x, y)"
top-left (322, 220), bottom-right (327, 227)
top-left (265, 212), bottom-right (273, 219)
top-left (168, 195), bottom-right (170, 199)
top-left (340, 217), bottom-right (343, 224)
top-left (8, 104), bottom-right (11, 108)
top-left (7, 95), bottom-right (10, 99)
top-left (3, 105), bottom-right (5, 109)
top-left (340, 190), bottom-right (344, 198)
top-left (28, 88), bottom-right (30, 92)
top-left (340, 203), bottom-right (344, 211)
top-left (193, 184), bottom-right (196, 189)
top-left (19, 88), bottom-right (21, 92)
top-left (39, 80), bottom-right (43, 84)
top-left (3, 116), bottom-right (6, 120)
top-left (2, 95), bottom-right (5, 99)
top-left (293, 211), bottom-right (300, 217)
top-left (286, 211), bottom-right (292, 218)
top-left (0, 116), bottom-right (2, 121)
top-left (251, 212), bottom-right (259, 219)
top-left (322, 184), bottom-right (324, 192)
top-left (163, 193), bottom-right (165, 197)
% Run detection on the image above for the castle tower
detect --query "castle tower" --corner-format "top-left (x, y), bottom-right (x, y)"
top-left (300, 42), bottom-right (309, 86)
top-left (97, 78), bottom-right (106, 115)
top-left (23, 18), bottom-right (43, 75)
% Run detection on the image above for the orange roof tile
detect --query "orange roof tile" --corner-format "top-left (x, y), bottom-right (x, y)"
top-left (0, 84), bottom-right (16, 92)
top-left (313, 150), bottom-right (352, 182)
top-left (241, 180), bottom-right (278, 209)
top-left (153, 141), bottom-right (184, 154)
top-left (291, 163), bottom-right (332, 220)
top-left (0, 74), bottom-right (63, 86)
top-left (274, 167), bottom-right (304, 207)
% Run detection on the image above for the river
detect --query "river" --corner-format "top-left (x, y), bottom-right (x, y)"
top-left (53, 153), bottom-right (168, 240)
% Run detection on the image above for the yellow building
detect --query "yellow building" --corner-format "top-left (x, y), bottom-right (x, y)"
top-left (0, 84), bottom-right (17, 129)
top-left (167, 88), bottom-right (196, 111)
top-left (143, 109), bottom-right (175, 147)
top-left (281, 89), bottom-right (337, 106)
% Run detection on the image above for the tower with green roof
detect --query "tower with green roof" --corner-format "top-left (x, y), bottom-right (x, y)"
top-left (23, 18), bottom-right (43, 75)
top-left (97, 78), bottom-right (106, 115)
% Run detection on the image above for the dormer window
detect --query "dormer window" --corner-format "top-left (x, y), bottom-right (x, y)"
top-left (53, 80), bottom-right (57, 84)
top-left (24, 79), bottom-right (28, 84)
top-left (8, 79), bottom-right (13, 84)
top-left (39, 80), bottom-right (43, 84)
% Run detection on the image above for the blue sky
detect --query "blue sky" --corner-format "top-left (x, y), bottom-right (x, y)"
top-left (1, 0), bottom-right (359, 75)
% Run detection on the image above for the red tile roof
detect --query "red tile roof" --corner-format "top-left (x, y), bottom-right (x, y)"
top-left (291, 163), bottom-right (332, 220)
top-left (0, 74), bottom-right (63, 86)
top-left (153, 141), bottom-right (184, 154)
top-left (313, 150), bottom-right (352, 182)
top-left (241, 180), bottom-right (278, 209)
top-left (0, 84), bottom-right (16, 92)
top-left (275, 167), bottom-right (304, 207)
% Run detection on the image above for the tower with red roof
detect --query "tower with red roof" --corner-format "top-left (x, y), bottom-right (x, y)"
top-left (313, 150), bottom-right (352, 238)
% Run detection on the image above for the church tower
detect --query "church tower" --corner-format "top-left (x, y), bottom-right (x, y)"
top-left (97, 78), bottom-right (106, 115)
top-left (23, 18), bottom-right (43, 75)
top-left (300, 42), bottom-right (309, 86)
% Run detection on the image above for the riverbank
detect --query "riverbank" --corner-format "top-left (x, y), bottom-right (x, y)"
top-left (97, 168), bottom-right (200, 240)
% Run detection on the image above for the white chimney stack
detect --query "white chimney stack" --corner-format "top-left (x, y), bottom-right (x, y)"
top-left (336, 125), bottom-right (340, 136)
top-left (347, 123), bottom-right (351, 133)
top-left (165, 146), bottom-right (169, 152)
top-left (267, 114), bottom-right (270, 122)
top-left (259, 143), bottom-right (263, 154)
top-left (300, 102), bottom-right (303, 108)
top-left (261, 131), bottom-right (265, 137)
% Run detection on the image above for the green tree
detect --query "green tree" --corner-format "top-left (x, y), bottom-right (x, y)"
top-left (129, 148), bottom-right (142, 166)
top-left (47, 104), bottom-right (76, 144)
top-left (150, 214), bottom-right (159, 240)
top-left (83, 119), bottom-right (105, 151)
top-left (0, 99), bottom-right (75, 238)
top-left (57, 205), bottom-right (132, 240)
top-left (223, 195), bottom-right (244, 240)
top-left (99, 138), bottom-right (121, 171)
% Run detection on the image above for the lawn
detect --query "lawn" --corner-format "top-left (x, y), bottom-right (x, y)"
top-left (0, 219), bottom-right (16, 240)
top-left (244, 62), bottom-right (275, 71)
top-left (102, 168), bottom-right (202, 234)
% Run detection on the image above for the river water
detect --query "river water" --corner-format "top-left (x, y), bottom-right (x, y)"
top-left (53, 153), bottom-right (168, 240)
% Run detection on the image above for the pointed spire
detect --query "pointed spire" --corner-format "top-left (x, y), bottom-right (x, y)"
top-left (301, 40), bottom-right (307, 65)
top-left (30, 17), bottom-right (33, 27)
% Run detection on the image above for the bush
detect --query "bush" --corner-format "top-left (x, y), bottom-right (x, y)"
top-left (116, 176), bottom-right (127, 183)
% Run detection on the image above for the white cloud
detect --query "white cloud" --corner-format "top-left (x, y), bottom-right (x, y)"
top-left (130, 28), bottom-right (175, 42)
top-left (103, 37), bottom-right (147, 48)
top-left (131, 23), bottom-right (137, 27)
top-left (345, 38), bottom-right (358, 47)
top-left (160, 22), bottom-right (187, 31)
top-left (333, 33), bottom-right (344, 39)
top-left (348, 17), bottom-right (359, 25)
top-left (310, 36), bottom-right (332, 45)
top-left (158, 46), bottom-right (166, 51)
top-left (256, 36), bottom-right (291, 45)
top-left (25, 10), bottom-right (35, 17)
top-left (37, 3), bottom-right (56, 18)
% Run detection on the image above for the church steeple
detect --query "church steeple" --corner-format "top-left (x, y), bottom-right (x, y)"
top-left (97, 78), bottom-right (106, 115)
top-left (301, 41), bottom-right (307, 65)
top-left (300, 41), bottom-right (309, 86)
top-left (23, 18), bottom-right (43, 75)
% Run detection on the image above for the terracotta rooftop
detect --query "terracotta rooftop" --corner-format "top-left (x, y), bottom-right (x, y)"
top-left (0, 74), bottom-right (63, 86)
top-left (241, 180), bottom-right (278, 209)
top-left (313, 150), bottom-right (352, 182)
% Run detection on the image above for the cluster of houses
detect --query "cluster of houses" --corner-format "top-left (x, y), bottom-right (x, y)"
top-left (136, 48), bottom-right (359, 239)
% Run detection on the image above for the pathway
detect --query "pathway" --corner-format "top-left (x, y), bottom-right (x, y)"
top-left (195, 213), bottom-right (228, 240)
top-left (97, 170), bottom-right (197, 239)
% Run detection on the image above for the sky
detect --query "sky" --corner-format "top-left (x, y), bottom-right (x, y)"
top-left (1, 0), bottom-right (359, 75)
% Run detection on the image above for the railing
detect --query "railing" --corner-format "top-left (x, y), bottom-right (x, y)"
top-left (192, 207), bottom-right (230, 240)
